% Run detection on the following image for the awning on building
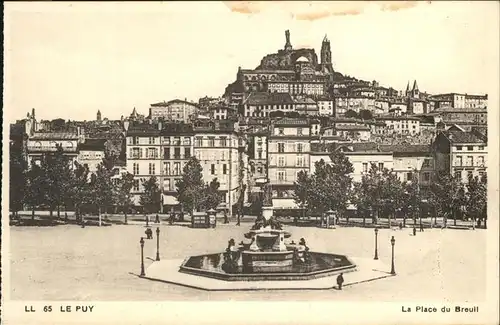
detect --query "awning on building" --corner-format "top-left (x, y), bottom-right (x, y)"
top-left (272, 199), bottom-right (299, 210)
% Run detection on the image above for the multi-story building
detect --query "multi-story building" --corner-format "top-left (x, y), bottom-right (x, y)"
top-left (432, 108), bottom-right (487, 125)
top-left (242, 92), bottom-right (295, 117)
top-left (77, 139), bottom-right (106, 172)
top-left (433, 129), bottom-right (488, 183)
top-left (149, 99), bottom-right (198, 122)
top-left (268, 118), bottom-right (311, 209)
top-left (294, 96), bottom-right (319, 115)
top-left (27, 131), bottom-right (82, 167)
top-left (375, 115), bottom-right (421, 136)
top-left (379, 144), bottom-right (434, 189)
top-left (316, 96), bottom-right (335, 116)
top-left (193, 119), bottom-right (242, 215)
top-left (309, 142), bottom-right (394, 183)
top-left (334, 95), bottom-right (375, 115)
top-left (429, 93), bottom-right (488, 110)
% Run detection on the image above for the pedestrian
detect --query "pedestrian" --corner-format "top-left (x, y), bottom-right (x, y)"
top-left (155, 214), bottom-right (160, 224)
top-left (420, 222), bottom-right (424, 232)
top-left (336, 273), bottom-right (344, 290)
top-left (145, 228), bottom-right (153, 239)
top-left (412, 227), bottom-right (416, 236)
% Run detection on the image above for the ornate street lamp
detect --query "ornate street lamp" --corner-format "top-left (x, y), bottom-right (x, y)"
top-left (156, 227), bottom-right (161, 261)
top-left (374, 228), bottom-right (379, 260)
top-left (140, 237), bottom-right (145, 277)
top-left (390, 236), bottom-right (396, 275)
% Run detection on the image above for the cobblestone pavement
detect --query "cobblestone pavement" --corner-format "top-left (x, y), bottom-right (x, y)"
top-left (9, 224), bottom-right (486, 301)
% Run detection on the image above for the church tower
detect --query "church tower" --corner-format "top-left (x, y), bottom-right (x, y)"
top-left (320, 35), bottom-right (333, 73)
top-left (97, 110), bottom-right (102, 122)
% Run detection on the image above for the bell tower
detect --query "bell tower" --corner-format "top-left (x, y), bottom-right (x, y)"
top-left (284, 30), bottom-right (292, 51)
top-left (320, 35), bottom-right (333, 73)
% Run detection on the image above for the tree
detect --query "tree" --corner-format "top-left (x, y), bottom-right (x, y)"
top-left (176, 157), bottom-right (205, 215)
top-left (202, 178), bottom-right (222, 211)
top-left (293, 170), bottom-right (311, 224)
top-left (9, 148), bottom-right (27, 218)
top-left (466, 174), bottom-right (487, 228)
top-left (91, 162), bottom-right (117, 226)
top-left (359, 109), bottom-right (373, 120)
top-left (70, 162), bottom-right (92, 222)
top-left (402, 175), bottom-right (421, 227)
top-left (140, 176), bottom-right (161, 215)
top-left (116, 172), bottom-right (135, 224)
top-left (345, 110), bottom-right (358, 119)
top-left (25, 160), bottom-right (47, 221)
top-left (429, 171), bottom-right (466, 227)
top-left (43, 145), bottom-right (73, 219)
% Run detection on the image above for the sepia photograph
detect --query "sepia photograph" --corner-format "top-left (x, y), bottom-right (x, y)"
top-left (2, 1), bottom-right (499, 325)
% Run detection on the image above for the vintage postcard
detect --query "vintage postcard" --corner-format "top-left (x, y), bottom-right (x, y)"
top-left (2, 1), bottom-right (499, 325)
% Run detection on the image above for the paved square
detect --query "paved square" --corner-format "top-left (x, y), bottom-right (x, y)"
top-left (9, 223), bottom-right (487, 301)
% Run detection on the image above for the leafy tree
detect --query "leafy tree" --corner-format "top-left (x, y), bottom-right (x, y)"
top-left (202, 178), bottom-right (222, 211)
top-left (90, 162), bottom-right (117, 226)
top-left (70, 162), bottom-right (92, 221)
top-left (140, 176), bottom-right (161, 215)
top-left (345, 110), bottom-right (358, 119)
top-left (116, 172), bottom-right (135, 224)
top-left (429, 171), bottom-right (466, 227)
top-left (466, 173), bottom-right (487, 228)
top-left (43, 145), bottom-right (73, 219)
top-left (25, 160), bottom-right (47, 220)
top-left (176, 157), bottom-right (205, 215)
top-left (359, 109), bottom-right (373, 120)
top-left (9, 148), bottom-right (27, 218)
top-left (401, 174), bottom-right (422, 227)
top-left (293, 170), bottom-right (311, 223)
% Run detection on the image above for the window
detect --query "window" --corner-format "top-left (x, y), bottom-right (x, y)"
top-left (278, 156), bottom-right (285, 167)
top-left (131, 147), bottom-right (141, 159)
top-left (133, 163), bottom-right (139, 175)
top-left (220, 137), bottom-right (227, 147)
top-left (478, 146), bottom-right (484, 150)
top-left (478, 156), bottom-right (485, 166)
top-left (257, 149), bottom-right (263, 159)
top-left (164, 162), bottom-right (170, 175)
top-left (149, 137), bottom-right (155, 145)
top-left (456, 146), bottom-right (462, 151)
top-left (257, 166), bottom-right (263, 174)
top-left (173, 162), bottom-right (180, 175)
top-left (174, 147), bottom-right (181, 159)
top-left (467, 146), bottom-right (473, 151)
top-left (297, 143), bottom-right (303, 153)
top-left (406, 172), bottom-right (413, 181)
top-left (423, 172), bottom-right (430, 181)
top-left (422, 158), bottom-right (431, 167)
top-left (133, 180), bottom-right (140, 192)
top-left (183, 137), bottom-right (191, 146)
top-left (195, 137), bottom-right (203, 147)
top-left (466, 156), bottom-right (473, 167)
top-left (184, 148), bottom-right (191, 158)
top-left (296, 156), bottom-right (304, 167)
top-left (163, 137), bottom-right (170, 145)
top-left (164, 148), bottom-right (170, 159)
top-left (211, 164), bottom-right (216, 175)
top-left (133, 137), bottom-right (139, 145)
top-left (149, 163), bottom-right (155, 175)
top-left (278, 128), bottom-right (284, 135)
top-left (173, 137), bottom-right (181, 145)
top-left (278, 143), bottom-right (285, 153)
top-left (223, 164), bottom-right (227, 174)
top-left (479, 171), bottom-right (485, 178)
top-left (297, 128), bottom-right (303, 136)
top-left (278, 171), bottom-right (285, 181)
top-left (454, 170), bottom-right (462, 180)
top-left (362, 163), bottom-right (368, 173)
top-left (147, 148), bottom-right (157, 159)
top-left (208, 137), bottom-right (215, 147)
top-left (378, 162), bottom-right (384, 170)
top-left (164, 179), bottom-right (170, 191)
top-left (456, 156), bottom-right (462, 166)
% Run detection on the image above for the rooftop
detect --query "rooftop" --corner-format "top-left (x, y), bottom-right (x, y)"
top-left (378, 144), bottom-right (431, 154)
top-left (273, 117), bottom-right (309, 126)
top-left (79, 139), bottom-right (107, 151)
top-left (244, 92), bottom-right (294, 105)
top-left (30, 132), bottom-right (79, 140)
top-left (444, 130), bottom-right (486, 144)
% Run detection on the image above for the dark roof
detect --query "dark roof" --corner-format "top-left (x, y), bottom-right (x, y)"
top-left (273, 118), bottom-right (309, 126)
top-left (30, 132), bottom-right (79, 140)
top-left (160, 123), bottom-right (194, 135)
top-left (445, 130), bottom-right (486, 144)
top-left (151, 99), bottom-right (198, 107)
top-left (335, 124), bottom-right (371, 131)
top-left (126, 124), bottom-right (160, 136)
top-left (378, 144), bottom-right (431, 154)
top-left (79, 139), bottom-right (107, 151)
top-left (244, 92), bottom-right (294, 105)
top-left (10, 124), bottom-right (26, 138)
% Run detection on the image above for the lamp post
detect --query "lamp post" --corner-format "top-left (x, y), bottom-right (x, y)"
top-left (140, 237), bottom-right (145, 277)
top-left (374, 228), bottom-right (379, 260)
top-left (390, 236), bottom-right (396, 275)
top-left (155, 227), bottom-right (161, 261)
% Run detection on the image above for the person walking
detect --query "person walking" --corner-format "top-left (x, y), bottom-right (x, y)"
top-left (336, 273), bottom-right (344, 290)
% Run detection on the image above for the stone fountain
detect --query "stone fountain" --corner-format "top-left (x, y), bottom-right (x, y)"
top-left (179, 184), bottom-right (357, 281)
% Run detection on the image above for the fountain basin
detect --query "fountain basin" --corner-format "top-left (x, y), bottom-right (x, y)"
top-left (179, 252), bottom-right (357, 281)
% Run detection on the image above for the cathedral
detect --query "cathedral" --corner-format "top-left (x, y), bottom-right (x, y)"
top-left (224, 31), bottom-right (342, 107)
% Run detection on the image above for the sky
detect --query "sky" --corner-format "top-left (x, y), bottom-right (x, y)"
top-left (3, 1), bottom-right (499, 122)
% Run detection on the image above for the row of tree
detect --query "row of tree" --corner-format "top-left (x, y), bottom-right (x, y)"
top-left (10, 146), bottom-right (225, 225)
top-left (293, 151), bottom-right (488, 227)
